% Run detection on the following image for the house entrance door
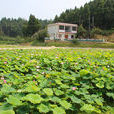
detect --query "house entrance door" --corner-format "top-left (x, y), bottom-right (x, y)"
top-left (65, 35), bottom-right (68, 39)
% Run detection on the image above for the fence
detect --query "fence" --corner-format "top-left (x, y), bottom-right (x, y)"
top-left (45, 37), bottom-right (105, 42)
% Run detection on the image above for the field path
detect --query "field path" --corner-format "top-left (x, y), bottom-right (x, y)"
top-left (0, 46), bottom-right (114, 50)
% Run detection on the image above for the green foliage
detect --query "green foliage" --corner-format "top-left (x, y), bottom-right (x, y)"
top-left (6, 95), bottom-right (22, 106)
top-left (76, 25), bottom-right (87, 38)
top-left (90, 27), bottom-right (102, 38)
top-left (0, 17), bottom-right (27, 37)
top-left (24, 14), bottom-right (41, 37)
top-left (54, 0), bottom-right (114, 29)
top-left (32, 28), bottom-right (48, 42)
top-left (52, 107), bottom-right (65, 114)
top-left (0, 36), bottom-right (31, 45)
top-left (72, 39), bottom-right (79, 44)
top-left (22, 94), bottom-right (43, 104)
top-left (43, 88), bottom-right (53, 96)
top-left (0, 110), bottom-right (15, 114)
top-left (0, 49), bottom-right (114, 113)
top-left (37, 104), bottom-right (50, 113)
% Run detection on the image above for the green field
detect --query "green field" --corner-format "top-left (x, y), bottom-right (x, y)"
top-left (0, 49), bottom-right (114, 114)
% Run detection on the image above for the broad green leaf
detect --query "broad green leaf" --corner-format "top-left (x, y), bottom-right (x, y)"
top-left (0, 104), bottom-right (13, 111)
top-left (54, 89), bottom-right (64, 96)
top-left (106, 93), bottom-right (114, 99)
top-left (70, 96), bottom-right (82, 104)
top-left (80, 104), bottom-right (96, 112)
top-left (94, 99), bottom-right (103, 106)
top-left (37, 104), bottom-right (50, 113)
top-left (22, 94), bottom-right (43, 104)
top-left (59, 100), bottom-right (71, 109)
top-left (43, 88), bottom-right (53, 96)
top-left (80, 69), bottom-right (89, 76)
top-left (24, 85), bottom-right (40, 92)
top-left (0, 110), bottom-right (15, 114)
top-left (96, 82), bottom-right (104, 88)
top-left (50, 97), bottom-right (61, 103)
top-left (53, 107), bottom-right (66, 114)
top-left (60, 84), bottom-right (69, 88)
top-left (55, 79), bottom-right (62, 84)
top-left (1, 85), bottom-right (16, 94)
top-left (6, 96), bottom-right (22, 106)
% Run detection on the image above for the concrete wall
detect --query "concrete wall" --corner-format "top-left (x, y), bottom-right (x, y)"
top-left (48, 24), bottom-right (58, 40)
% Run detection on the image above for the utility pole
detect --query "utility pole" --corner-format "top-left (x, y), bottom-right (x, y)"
top-left (92, 16), bottom-right (94, 28)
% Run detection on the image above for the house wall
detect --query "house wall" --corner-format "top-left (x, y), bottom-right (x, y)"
top-left (47, 24), bottom-right (58, 40)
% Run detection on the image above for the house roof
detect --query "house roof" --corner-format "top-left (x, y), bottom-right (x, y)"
top-left (48, 22), bottom-right (78, 27)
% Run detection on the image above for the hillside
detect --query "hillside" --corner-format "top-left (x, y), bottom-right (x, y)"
top-left (54, 0), bottom-right (114, 30)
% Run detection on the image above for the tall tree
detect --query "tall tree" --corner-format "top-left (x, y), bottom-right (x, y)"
top-left (26, 14), bottom-right (41, 36)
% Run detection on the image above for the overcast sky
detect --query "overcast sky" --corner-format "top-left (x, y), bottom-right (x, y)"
top-left (0, 0), bottom-right (92, 20)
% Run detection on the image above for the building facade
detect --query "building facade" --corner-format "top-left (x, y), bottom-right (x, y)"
top-left (47, 23), bottom-right (78, 40)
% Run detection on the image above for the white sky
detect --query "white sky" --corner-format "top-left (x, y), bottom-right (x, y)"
top-left (0, 0), bottom-right (92, 20)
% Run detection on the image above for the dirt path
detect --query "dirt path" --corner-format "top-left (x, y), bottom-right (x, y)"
top-left (0, 46), bottom-right (114, 50)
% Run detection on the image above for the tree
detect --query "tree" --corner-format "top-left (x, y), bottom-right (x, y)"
top-left (54, 15), bottom-right (59, 23)
top-left (76, 25), bottom-right (87, 38)
top-left (0, 28), bottom-right (4, 36)
top-left (26, 14), bottom-right (41, 36)
top-left (0, 17), bottom-right (27, 37)
top-left (32, 29), bottom-right (48, 42)
top-left (39, 19), bottom-right (53, 29)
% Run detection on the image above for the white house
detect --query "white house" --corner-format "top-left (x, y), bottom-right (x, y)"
top-left (47, 23), bottom-right (78, 40)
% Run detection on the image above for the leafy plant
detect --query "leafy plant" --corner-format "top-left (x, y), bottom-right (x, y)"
top-left (0, 49), bottom-right (114, 113)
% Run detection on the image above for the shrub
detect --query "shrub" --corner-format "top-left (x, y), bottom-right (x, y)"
top-left (72, 39), bottom-right (79, 44)
top-left (90, 27), bottom-right (102, 38)
top-left (32, 29), bottom-right (48, 42)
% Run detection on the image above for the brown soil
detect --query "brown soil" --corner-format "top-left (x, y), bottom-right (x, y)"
top-left (95, 33), bottom-right (114, 42)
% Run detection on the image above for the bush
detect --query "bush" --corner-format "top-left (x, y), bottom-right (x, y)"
top-left (72, 39), bottom-right (79, 44)
top-left (90, 27), bottom-right (102, 38)
top-left (32, 29), bottom-right (48, 42)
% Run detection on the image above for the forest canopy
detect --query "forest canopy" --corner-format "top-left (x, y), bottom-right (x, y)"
top-left (54, 0), bottom-right (114, 30)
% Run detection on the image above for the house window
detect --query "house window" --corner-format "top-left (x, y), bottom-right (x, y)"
top-left (59, 25), bottom-right (64, 30)
top-left (65, 26), bottom-right (71, 32)
top-left (72, 27), bottom-right (76, 31)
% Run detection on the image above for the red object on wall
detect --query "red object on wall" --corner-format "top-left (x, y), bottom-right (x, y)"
top-left (65, 35), bottom-right (68, 39)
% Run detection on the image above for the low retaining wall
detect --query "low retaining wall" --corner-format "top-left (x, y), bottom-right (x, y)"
top-left (45, 38), bottom-right (105, 43)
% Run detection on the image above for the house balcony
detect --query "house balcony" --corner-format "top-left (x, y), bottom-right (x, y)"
top-left (59, 25), bottom-right (77, 33)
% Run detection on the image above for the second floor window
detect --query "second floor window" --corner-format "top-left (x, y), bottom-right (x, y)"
top-left (59, 25), bottom-right (64, 30)
top-left (72, 27), bottom-right (76, 31)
